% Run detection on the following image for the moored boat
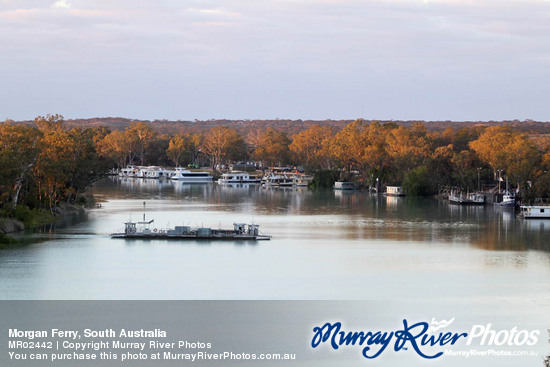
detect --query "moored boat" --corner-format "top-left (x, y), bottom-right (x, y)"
top-left (495, 176), bottom-right (516, 208)
top-left (119, 165), bottom-right (175, 179)
top-left (519, 205), bottom-right (550, 219)
top-left (333, 181), bottom-right (356, 190)
top-left (218, 171), bottom-right (261, 184)
top-left (292, 174), bottom-right (313, 187)
top-left (170, 168), bottom-right (213, 183)
top-left (449, 190), bottom-right (485, 205)
top-left (119, 165), bottom-right (140, 177)
top-left (494, 191), bottom-right (516, 208)
top-left (145, 167), bottom-right (175, 179)
top-left (261, 173), bottom-right (295, 187)
top-left (385, 186), bottom-right (405, 197)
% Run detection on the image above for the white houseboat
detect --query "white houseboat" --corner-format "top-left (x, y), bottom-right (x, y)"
top-left (293, 174), bottom-right (313, 187)
top-left (519, 205), bottom-right (550, 219)
top-left (170, 168), bottom-right (213, 183)
top-left (135, 166), bottom-right (175, 179)
top-left (261, 173), bottom-right (313, 187)
top-left (333, 182), bottom-right (356, 190)
top-left (119, 165), bottom-right (141, 177)
top-left (385, 186), bottom-right (405, 196)
top-left (218, 171), bottom-right (261, 184)
top-left (261, 173), bottom-right (295, 187)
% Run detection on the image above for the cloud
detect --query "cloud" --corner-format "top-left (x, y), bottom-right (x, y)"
top-left (1, 0), bottom-right (550, 121)
top-left (53, 0), bottom-right (70, 9)
top-left (196, 21), bottom-right (234, 27)
top-left (68, 8), bottom-right (112, 18)
top-left (185, 7), bottom-right (241, 17)
top-left (0, 8), bottom-right (39, 20)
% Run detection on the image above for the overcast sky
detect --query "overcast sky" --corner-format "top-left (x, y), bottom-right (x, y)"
top-left (1, 0), bottom-right (549, 121)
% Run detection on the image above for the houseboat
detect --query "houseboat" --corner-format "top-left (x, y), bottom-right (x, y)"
top-left (261, 173), bottom-right (313, 187)
top-left (385, 186), bottom-right (405, 197)
top-left (134, 166), bottom-right (175, 179)
top-left (218, 171), bottom-right (261, 184)
top-left (333, 182), bottom-right (356, 190)
top-left (119, 165), bottom-right (141, 177)
top-left (293, 174), bottom-right (313, 187)
top-left (170, 168), bottom-right (213, 183)
top-left (261, 173), bottom-right (295, 187)
top-left (519, 205), bottom-right (550, 219)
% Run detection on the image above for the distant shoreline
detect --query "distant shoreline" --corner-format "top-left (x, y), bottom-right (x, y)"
top-left (7, 117), bottom-right (550, 136)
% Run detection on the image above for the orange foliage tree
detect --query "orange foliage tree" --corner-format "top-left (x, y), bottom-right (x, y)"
top-left (290, 125), bottom-right (335, 170)
top-left (469, 126), bottom-right (540, 189)
top-left (166, 133), bottom-right (201, 167)
top-left (252, 128), bottom-right (291, 168)
top-left (201, 126), bottom-right (246, 171)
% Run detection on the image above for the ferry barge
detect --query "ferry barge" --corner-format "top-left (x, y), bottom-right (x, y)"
top-left (111, 219), bottom-right (271, 240)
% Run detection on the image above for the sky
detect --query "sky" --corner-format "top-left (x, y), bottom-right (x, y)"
top-left (1, 0), bottom-right (549, 122)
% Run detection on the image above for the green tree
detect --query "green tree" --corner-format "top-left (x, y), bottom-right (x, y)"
top-left (31, 115), bottom-right (107, 212)
top-left (65, 127), bottom-right (106, 202)
top-left (402, 165), bottom-right (434, 196)
top-left (33, 115), bottom-right (75, 212)
top-left (0, 123), bottom-right (41, 207)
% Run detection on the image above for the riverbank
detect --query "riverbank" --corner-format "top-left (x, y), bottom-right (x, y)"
top-left (0, 204), bottom-right (87, 247)
top-left (0, 207), bottom-right (57, 233)
top-left (0, 208), bottom-right (55, 247)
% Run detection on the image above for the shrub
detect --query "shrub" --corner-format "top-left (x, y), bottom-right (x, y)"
top-left (402, 166), bottom-right (437, 196)
top-left (309, 170), bottom-right (340, 189)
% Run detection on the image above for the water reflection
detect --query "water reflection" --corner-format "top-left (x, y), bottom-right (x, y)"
top-left (88, 178), bottom-right (550, 251)
top-left (2, 177), bottom-right (550, 301)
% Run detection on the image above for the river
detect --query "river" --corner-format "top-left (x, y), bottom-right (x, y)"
top-left (2, 177), bottom-right (550, 364)
top-left (0, 178), bottom-right (550, 305)
top-left (0, 179), bottom-right (548, 301)
top-left (1, 177), bottom-right (549, 300)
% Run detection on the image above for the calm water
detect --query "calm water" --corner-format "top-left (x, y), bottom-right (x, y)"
top-left (1, 177), bottom-right (549, 304)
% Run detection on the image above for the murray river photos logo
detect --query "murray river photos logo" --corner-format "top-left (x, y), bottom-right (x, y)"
top-left (311, 318), bottom-right (540, 359)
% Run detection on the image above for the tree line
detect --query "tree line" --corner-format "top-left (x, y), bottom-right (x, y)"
top-left (1, 115), bottom-right (549, 215)
top-left (0, 115), bottom-right (110, 215)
